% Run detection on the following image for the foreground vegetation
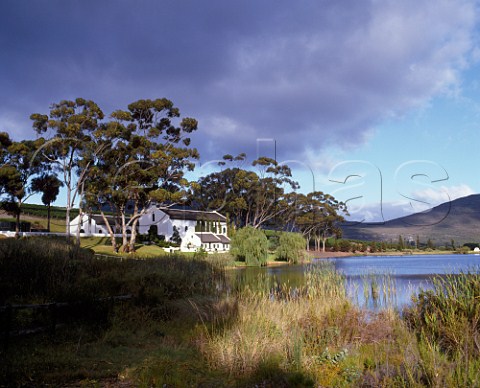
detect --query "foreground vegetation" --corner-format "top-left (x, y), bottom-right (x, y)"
top-left (2, 238), bottom-right (480, 386)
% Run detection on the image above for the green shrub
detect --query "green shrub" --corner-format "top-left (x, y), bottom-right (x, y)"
top-left (276, 232), bottom-right (305, 264)
top-left (405, 272), bottom-right (480, 357)
top-left (338, 240), bottom-right (352, 252)
top-left (463, 242), bottom-right (479, 250)
top-left (230, 227), bottom-right (268, 266)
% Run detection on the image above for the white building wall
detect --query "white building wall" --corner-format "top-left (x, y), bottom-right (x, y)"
top-left (172, 219), bottom-right (196, 240)
top-left (138, 208), bottom-right (173, 237)
top-left (181, 231), bottom-right (202, 252)
top-left (70, 214), bottom-right (97, 235)
top-left (138, 208), bottom-right (198, 242)
top-left (136, 205), bottom-right (230, 252)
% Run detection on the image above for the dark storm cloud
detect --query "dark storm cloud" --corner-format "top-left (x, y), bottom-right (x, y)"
top-left (0, 0), bottom-right (477, 165)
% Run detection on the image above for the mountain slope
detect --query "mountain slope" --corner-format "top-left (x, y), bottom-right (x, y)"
top-left (342, 194), bottom-right (480, 245)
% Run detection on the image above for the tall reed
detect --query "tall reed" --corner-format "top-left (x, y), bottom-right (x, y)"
top-left (195, 261), bottom-right (389, 386)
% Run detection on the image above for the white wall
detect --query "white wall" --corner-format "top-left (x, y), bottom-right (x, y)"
top-left (70, 214), bottom-right (96, 235)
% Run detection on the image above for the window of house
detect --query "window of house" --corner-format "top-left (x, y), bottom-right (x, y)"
top-left (152, 213), bottom-right (155, 222)
top-left (185, 226), bottom-right (188, 232)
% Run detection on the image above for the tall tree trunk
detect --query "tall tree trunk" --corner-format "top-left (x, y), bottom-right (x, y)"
top-left (304, 233), bottom-right (310, 251)
top-left (128, 201), bottom-right (141, 252)
top-left (100, 210), bottom-right (117, 253)
top-left (75, 208), bottom-right (82, 246)
top-left (322, 237), bottom-right (326, 253)
top-left (47, 203), bottom-right (51, 232)
top-left (65, 187), bottom-right (71, 240)
top-left (75, 183), bottom-right (85, 246)
top-left (15, 211), bottom-right (20, 239)
top-left (121, 211), bottom-right (129, 252)
top-left (129, 217), bottom-right (140, 252)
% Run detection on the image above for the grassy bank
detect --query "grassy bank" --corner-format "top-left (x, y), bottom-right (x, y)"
top-left (0, 237), bottom-right (230, 386)
top-left (2, 238), bottom-right (480, 386)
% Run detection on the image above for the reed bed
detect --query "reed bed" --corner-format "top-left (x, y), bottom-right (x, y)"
top-left (194, 262), bottom-right (408, 386)
top-left (356, 270), bottom-right (397, 309)
top-left (192, 264), bottom-right (480, 387)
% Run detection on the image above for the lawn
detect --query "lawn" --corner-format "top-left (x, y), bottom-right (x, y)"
top-left (79, 236), bottom-right (169, 257)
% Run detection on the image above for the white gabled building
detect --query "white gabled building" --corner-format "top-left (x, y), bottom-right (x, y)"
top-left (137, 205), bottom-right (230, 252)
top-left (70, 214), bottom-right (130, 236)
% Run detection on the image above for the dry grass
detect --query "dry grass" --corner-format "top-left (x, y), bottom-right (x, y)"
top-left (194, 263), bottom-right (386, 385)
top-left (191, 264), bottom-right (480, 387)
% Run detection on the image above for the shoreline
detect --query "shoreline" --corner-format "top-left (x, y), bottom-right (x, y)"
top-left (228, 249), bottom-right (475, 269)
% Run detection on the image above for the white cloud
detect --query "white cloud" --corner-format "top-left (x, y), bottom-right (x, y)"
top-left (346, 184), bottom-right (476, 222)
top-left (412, 184), bottom-right (475, 204)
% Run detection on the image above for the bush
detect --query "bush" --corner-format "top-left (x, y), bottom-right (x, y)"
top-left (463, 242), bottom-right (479, 250)
top-left (276, 232), bottom-right (305, 264)
top-left (338, 240), bottom-right (352, 252)
top-left (230, 227), bottom-right (268, 266)
top-left (405, 272), bottom-right (480, 357)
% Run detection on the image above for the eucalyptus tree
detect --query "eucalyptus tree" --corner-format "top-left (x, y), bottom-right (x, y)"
top-left (30, 98), bottom-right (105, 237)
top-left (190, 156), bottom-right (298, 229)
top-left (294, 191), bottom-right (348, 252)
top-left (247, 157), bottom-right (299, 228)
top-left (85, 98), bottom-right (199, 252)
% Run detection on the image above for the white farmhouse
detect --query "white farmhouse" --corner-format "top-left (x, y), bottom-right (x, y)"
top-left (137, 205), bottom-right (230, 252)
top-left (70, 214), bottom-right (130, 236)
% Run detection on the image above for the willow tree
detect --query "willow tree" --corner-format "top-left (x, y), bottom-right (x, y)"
top-left (230, 226), bottom-right (268, 266)
top-left (85, 98), bottom-right (199, 252)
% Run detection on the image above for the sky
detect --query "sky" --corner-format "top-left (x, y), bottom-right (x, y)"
top-left (1, 0), bottom-right (480, 221)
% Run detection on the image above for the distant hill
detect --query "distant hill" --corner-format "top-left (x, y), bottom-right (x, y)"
top-left (341, 194), bottom-right (480, 246)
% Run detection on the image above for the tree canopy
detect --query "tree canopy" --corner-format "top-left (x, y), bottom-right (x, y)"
top-left (0, 97), bottom-right (348, 254)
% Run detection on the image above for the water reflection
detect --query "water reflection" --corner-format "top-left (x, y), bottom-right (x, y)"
top-left (230, 254), bottom-right (480, 310)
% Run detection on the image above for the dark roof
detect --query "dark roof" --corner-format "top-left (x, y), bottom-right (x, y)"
top-left (196, 233), bottom-right (222, 243)
top-left (217, 235), bottom-right (231, 243)
top-left (90, 215), bottom-right (129, 227)
top-left (91, 215), bottom-right (114, 226)
top-left (160, 207), bottom-right (226, 222)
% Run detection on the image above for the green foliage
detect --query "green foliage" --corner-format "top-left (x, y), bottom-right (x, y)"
top-left (463, 242), bottom-right (479, 250)
top-left (230, 226), bottom-right (268, 266)
top-left (189, 155), bottom-right (298, 230)
top-left (276, 232), bottom-right (305, 264)
top-left (83, 98), bottom-right (199, 252)
top-left (338, 239), bottom-right (352, 252)
top-left (406, 272), bottom-right (480, 356)
top-left (30, 174), bottom-right (62, 206)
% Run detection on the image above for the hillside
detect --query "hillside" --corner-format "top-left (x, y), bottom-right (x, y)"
top-left (0, 203), bottom-right (71, 233)
top-left (342, 194), bottom-right (480, 246)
